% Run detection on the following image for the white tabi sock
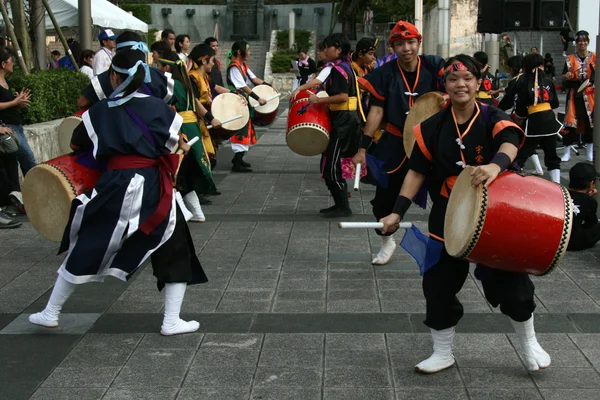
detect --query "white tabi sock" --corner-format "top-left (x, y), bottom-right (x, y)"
top-left (160, 282), bottom-right (199, 336)
top-left (416, 327), bottom-right (456, 373)
top-left (511, 315), bottom-right (551, 371)
top-left (549, 169), bottom-right (561, 184)
top-left (175, 191), bottom-right (194, 221)
top-left (28, 275), bottom-right (76, 328)
top-left (530, 154), bottom-right (544, 175)
top-left (561, 146), bottom-right (571, 162)
top-left (586, 143), bottom-right (594, 162)
top-left (372, 235), bottom-right (396, 265)
top-left (183, 192), bottom-right (205, 222)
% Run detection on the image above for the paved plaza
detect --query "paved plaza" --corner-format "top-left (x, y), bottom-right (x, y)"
top-left (1, 107), bottom-right (600, 400)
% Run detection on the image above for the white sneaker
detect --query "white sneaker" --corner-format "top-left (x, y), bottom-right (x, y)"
top-left (586, 143), bottom-right (594, 162)
top-left (415, 327), bottom-right (456, 374)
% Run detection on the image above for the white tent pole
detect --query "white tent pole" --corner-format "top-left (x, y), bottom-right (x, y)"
top-left (41, 0), bottom-right (79, 72)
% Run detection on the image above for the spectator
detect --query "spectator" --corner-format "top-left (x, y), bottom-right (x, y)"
top-left (544, 53), bottom-right (555, 80)
top-left (48, 50), bottom-right (60, 69)
top-left (567, 162), bottom-right (600, 251)
top-left (363, 6), bottom-right (374, 36)
top-left (161, 29), bottom-right (175, 50)
top-left (204, 37), bottom-right (223, 86)
top-left (92, 29), bottom-right (117, 75)
top-left (79, 49), bottom-right (95, 79)
top-left (375, 44), bottom-right (397, 68)
top-left (290, 48), bottom-right (316, 90)
top-left (58, 39), bottom-right (82, 70)
top-left (150, 41), bottom-right (171, 67)
top-left (0, 47), bottom-right (36, 193)
top-left (530, 47), bottom-right (538, 54)
top-left (560, 22), bottom-right (574, 57)
top-left (175, 34), bottom-right (191, 70)
top-left (0, 124), bottom-right (23, 225)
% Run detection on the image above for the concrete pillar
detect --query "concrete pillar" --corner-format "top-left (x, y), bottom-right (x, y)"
top-left (289, 11), bottom-right (295, 49)
top-left (436, 0), bottom-right (450, 59)
top-left (540, 33), bottom-right (544, 55)
top-left (415, 0), bottom-right (423, 54)
top-left (78, 0), bottom-right (92, 50)
top-left (485, 33), bottom-right (499, 73)
top-left (33, 0), bottom-right (47, 70)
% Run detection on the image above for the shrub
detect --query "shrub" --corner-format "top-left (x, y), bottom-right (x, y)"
top-left (120, 0), bottom-right (226, 4)
top-left (121, 4), bottom-right (152, 24)
top-left (270, 48), bottom-right (298, 73)
top-left (276, 29), bottom-right (311, 51)
top-left (8, 69), bottom-right (90, 125)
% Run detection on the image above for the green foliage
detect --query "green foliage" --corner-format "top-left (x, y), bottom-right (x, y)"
top-left (121, 4), bottom-right (153, 24)
top-left (148, 28), bottom-right (158, 45)
top-left (7, 69), bottom-right (90, 125)
top-left (276, 30), bottom-right (312, 51)
top-left (370, 0), bottom-right (437, 23)
top-left (120, 0), bottom-right (226, 4)
top-left (270, 49), bottom-right (298, 73)
top-left (264, 0), bottom-right (330, 3)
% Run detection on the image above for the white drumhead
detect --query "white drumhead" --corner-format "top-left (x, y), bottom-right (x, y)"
top-left (211, 93), bottom-right (250, 131)
top-left (248, 84), bottom-right (280, 114)
top-left (286, 124), bottom-right (330, 157)
top-left (444, 167), bottom-right (484, 257)
top-left (57, 116), bottom-right (82, 155)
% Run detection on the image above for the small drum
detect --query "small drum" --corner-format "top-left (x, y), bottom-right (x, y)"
top-left (22, 154), bottom-right (101, 242)
top-left (57, 116), bottom-right (82, 155)
top-left (445, 167), bottom-right (573, 276)
top-left (403, 92), bottom-right (445, 157)
top-left (248, 84), bottom-right (280, 126)
top-left (286, 91), bottom-right (330, 157)
top-left (210, 93), bottom-right (250, 140)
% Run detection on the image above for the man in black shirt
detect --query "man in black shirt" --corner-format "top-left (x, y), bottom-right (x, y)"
top-left (567, 162), bottom-right (600, 251)
top-left (204, 37), bottom-right (224, 87)
top-left (560, 23), bottom-right (574, 57)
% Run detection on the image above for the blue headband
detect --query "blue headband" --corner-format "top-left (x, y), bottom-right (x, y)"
top-left (108, 60), bottom-right (151, 107)
top-left (115, 41), bottom-right (149, 53)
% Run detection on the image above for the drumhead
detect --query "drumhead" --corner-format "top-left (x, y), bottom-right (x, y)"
top-left (58, 116), bottom-right (82, 155)
top-left (249, 85), bottom-right (280, 114)
top-left (287, 124), bottom-right (330, 156)
top-left (403, 92), bottom-right (445, 157)
top-left (22, 164), bottom-right (77, 242)
top-left (211, 93), bottom-right (250, 131)
top-left (444, 167), bottom-right (485, 258)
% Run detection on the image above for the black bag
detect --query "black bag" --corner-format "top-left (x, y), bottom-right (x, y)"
top-left (0, 127), bottom-right (20, 155)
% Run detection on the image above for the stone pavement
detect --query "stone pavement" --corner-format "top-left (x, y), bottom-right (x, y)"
top-left (1, 107), bottom-right (600, 400)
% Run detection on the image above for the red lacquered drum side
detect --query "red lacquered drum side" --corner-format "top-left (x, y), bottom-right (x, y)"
top-left (286, 93), bottom-right (331, 157)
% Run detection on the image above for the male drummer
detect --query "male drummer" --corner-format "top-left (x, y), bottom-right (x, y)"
top-left (353, 21), bottom-right (445, 265)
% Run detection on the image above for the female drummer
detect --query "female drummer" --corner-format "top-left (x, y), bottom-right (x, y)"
top-left (351, 37), bottom-right (378, 125)
top-left (226, 40), bottom-right (269, 173)
top-left (309, 33), bottom-right (361, 218)
top-left (380, 55), bottom-right (550, 373)
top-left (29, 49), bottom-right (207, 336)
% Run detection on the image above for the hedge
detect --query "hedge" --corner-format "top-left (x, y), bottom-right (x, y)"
top-left (8, 69), bottom-right (90, 125)
top-left (271, 29), bottom-right (312, 73)
top-left (265, 0), bottom-right (330, 3)
top-left (121, 4), bottom-right (152, 24)
top-left (276, 29), bottom-right (311, 51)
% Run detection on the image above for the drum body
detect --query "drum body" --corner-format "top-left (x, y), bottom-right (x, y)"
top-left (57, 116), bottom-right (83, 155)
top-left (403, 92), bottom-right (445, 157)
top-left (211, 93), bottom-right (250, 140)
top-left (22, 154), bottom-right (102, 242)
top-left (249, 85), bottom-right (279, 126)
top-left (445, 167), bottom-right (572, 276)
top-left (286, 91), bottom-right (330, 157)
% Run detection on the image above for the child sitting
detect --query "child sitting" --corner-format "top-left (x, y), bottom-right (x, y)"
top-left (567, 162), bottom-right (600, 251)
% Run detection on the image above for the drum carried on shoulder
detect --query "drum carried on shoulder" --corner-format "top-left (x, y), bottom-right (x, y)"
top-left (210, 93), bottom-right (250, 140)
top-left (57, 109), bottom-right (86, 155)
top-left (286, 90), bottom-right (331, 157)
top-left (249, 84), bottom-right (280, 127)
top-left (403, 92), bottom-right (446, 156)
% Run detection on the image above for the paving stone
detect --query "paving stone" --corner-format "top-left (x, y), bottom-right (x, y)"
top-left (272, 300), bottom-right (326, 312)
top-left (326, 333), bottom-right (386, 350)
top-left (194, 347), bottom-right (261, 367)
top-left (326, 349), bottom-right (388, 368)
top-left (251, 387), bottom-right (321, 400)
top-left (183, 366), bottom-right (256, 387)
top-left (1, 313), bottom-right (101, 335)
top-left (41, 366), bottom-right (119, 388)
top-left (262, 333), bottom-right (324, 350)
top-left (395, 388), bottom-right (469, 400)
top-left (177, 387), bottom-right (250, 400)
top-left (569, 314), bottom-right (600, 333)
top-left (539, 389), bottom-right (600, 400)
top-left (201, 333), bottom-right (263, 349)
top-left (459, 367), bottom-right (536, 388)
top-left (259, 348), bottom-right (323, 367)
top-left (324, 388), bottom-right (394, 400)
top-left (393, 366), bottom-right (463, 387)
top-left (58, 333), bottom-right (142, 367)
top-left (138, 333), bottom-right (203, 349)
top-left (275, 290), bottom-right (326, 301)
top-left (216, 300), bottom-right (272, 312)
top-left (569, 333), bottom-right (600, 349)
top-left (112, 348), bottom-right (194, 388)
top-left (253, 367), bottom-right (322, 387)
top-left (466, 388), bottom-right (543, 400)
top-left (102, 387), bottom-right (178, 400)
top-left (29, 387), bottom-right (106, 400)
top-left (454, 347), bottom-right (522, 368)
top-left (251, 313), bottom-right (411, 333)
top-left (532, 367), bottom-right (600, 388)
top-left (327, 299), bottom-right (381, 312)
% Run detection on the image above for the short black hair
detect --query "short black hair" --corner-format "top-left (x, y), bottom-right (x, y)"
top-left (190, 43), bottom-right (216, 65)
top-left (175, 34), bottom-right (190, 53)
top-left (51, 50), bottom-right (60, 56)
top-left (161, 29), bottom-right (175, 40)
top-left (569, 162), bottom-right (598, 190)
top-left (444, 54), bottom-right (482, 80)
top-left (150, 41), bottom-right (171, 58)
top-left (204, 37), bottom-right (218, 45)
top-left (231, 40), bottom-right (249, 59)
top-left (323, 33), bottom-right (351, 61)
top-left (80, 49), bottom-right (95, 66)
top-left (473, 51), bottom-right (488, 66)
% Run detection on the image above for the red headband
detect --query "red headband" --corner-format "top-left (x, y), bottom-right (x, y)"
top-left (443, 62), bottom-right (470, 79)
top-left (389, 21), bottom-right (422, 46)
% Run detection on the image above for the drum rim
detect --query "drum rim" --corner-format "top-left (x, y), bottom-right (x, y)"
top-left (58, 116), bottom-right (82, 154)
top-left (249, 84), bottom-right (280, 113)
top-left (403, 92), bottom-right (445, 157)
top-left (286, 124), bottom-right (330, 156)
top-left (540, 184), bottom-right (573, 276)
top-left (287, 122), bottom-right (330, 136)
top-left (211, 93), bottom-right (250, 131)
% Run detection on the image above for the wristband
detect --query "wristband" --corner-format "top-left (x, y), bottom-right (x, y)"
top-left (249, 92), bottom-right (260, 101)
top-left (490, 152), bottom-right (511, 172)
top-left (392, 195), bottom-right (412, 218)
top-left (205, 112), bottom-right (214, 121)
top-left (361, 134), bottom-right (373, 149)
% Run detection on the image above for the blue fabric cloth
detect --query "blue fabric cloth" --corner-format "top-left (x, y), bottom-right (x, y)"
top-left (58, 56), bottom-right (75, 70)
top-left (400, 225), bottom-right (444, 275)
top-left (365, 153), bottom-right (389, 189)
top-left (6, 124), bottom-right (36, 175)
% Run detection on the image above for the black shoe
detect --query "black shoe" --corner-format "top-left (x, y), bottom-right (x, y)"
top-left (199, 197), bottom-right (212, 205)
top-left (205, 190), bottom-right (222, 196)
top-left (8, 191), bottom-right (25, 214)
top-left (319, 204), bottom-right (339, 213)
top-left (232, 164), bottom-right (253, 173)
top-left (0, 210), bottom-right (21, 228)
top-left (240, 160), bottom-right (252, 168)
top-left (323, 206), bottom-right (352, 218)
top-left (232, 153), bottom-right (253, 173)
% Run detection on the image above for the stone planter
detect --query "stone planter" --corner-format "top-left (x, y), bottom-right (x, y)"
top-left (24, 118), bottom-right (65, 163)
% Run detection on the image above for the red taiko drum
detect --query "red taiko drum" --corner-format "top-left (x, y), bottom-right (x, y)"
top-left (444, 167), bottom-right (573, 276)
top-left (22, 154), bottom-right (102, 242)
top-left (286, 91), bottom-right (330, 157)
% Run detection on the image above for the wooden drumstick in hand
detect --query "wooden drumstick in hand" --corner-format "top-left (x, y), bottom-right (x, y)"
top-left (354, 163), bottom-right (361, 191)
top-left (339, 222), bottom-right (413, 229)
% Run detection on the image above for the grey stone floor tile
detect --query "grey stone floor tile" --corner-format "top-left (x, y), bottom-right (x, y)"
top-left (41, 366), bottom-right (119, 388)
top-left (393, 366), bottom-right (462, 387)
top-left (251, 387), bottom-right (321, 400)
top-left (327, 300), bottom-right (381, 313)
top-left (272, 300), bottom-right (326, 312)
top-left (262, 333), bottom-right (324, 350)
top-left (279, 270), bottom-right (326, 280)
top-left (569, 314), bottom-right (600, 333)
top-left (532, 367), bottom-right (600, 388)
top-left (459, 367), bottom-right (536, 388)
top-left (253, 367), bottom-right (322, 387)
top-left (29, 387), bottom-right (106, 400)
top-left (539, 389), bottom-right (600, 400)
top-left (221, 290), bottom-right (274, 301)
top-left (324, 388), bottom-right (394, 400)
top-left (216, 300), bottom-right (272, 312)
top-left (453, 334), bottom-right (513, 349)
top-left (328, 279), bottom-right (377, 291)
top-left (466, 388), bottom-right (543, 400)
top-left (454, 347), bottom-right (522, 368)
top-left (328, 287), bottom-right (378, 301)
top-left (1, 313), bottom-right (101, 335)
top-left (395, 388), bottom-right (469, 400)
top-left (194, 347), bottom-right (260, 367)
top-left (138, 333), bottom-right (203, 349)
top-left (326, 349), bottom-right (388, 368)
top-left (569, 333), bottom-right (600, 348)
top-left (102, 387), bottom-right (178, 400)
top-left (59, 333), bottom-right (142, 368)
top-left (275, 290), bottom-right (326, 301)
top-left (380, 299), bottom-right (426, 313)
top-left (112, 348), bottom-right (194, 388)
top-left (183, 366), bottom-right (256, 387)
top-left (201, 333), bottom-right (263, 349)
top-left (177, 387), bottom-right (250, 400)
top-left (324, 367), bottom-right (391, 387)
top-left (575, 348), bottom-right (600, 369)
top-left (326, 333), bottom-right (386, 350)
top-left (259, 348), bottom-right (323, 367)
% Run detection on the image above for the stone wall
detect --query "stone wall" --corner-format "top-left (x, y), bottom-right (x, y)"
top-left (423, 0), bottom-right (481, 57)
top-left (24, 119), bottom-right (64, 164)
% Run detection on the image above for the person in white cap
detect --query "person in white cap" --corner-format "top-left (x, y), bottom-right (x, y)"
top-left (93, 29), bottom-right (117, 76)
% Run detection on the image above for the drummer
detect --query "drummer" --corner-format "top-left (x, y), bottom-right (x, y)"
top-left (380, 55), bottom-right (550, 374)
top-left (351, 37), bottom-right (378, 125)
top-left (226, 40), bottom-right (269, 173)
top-left (352, 21), bottom-right (445, 266)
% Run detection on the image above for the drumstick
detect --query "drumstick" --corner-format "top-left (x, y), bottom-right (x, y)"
top-left (353, 163), bottom-right (361, 191)
top-left (252, 93), bottom-right (282, 107)
top-left (206, 115), bottom-right (243, 129)
top-left (338, 222), bottom-right (413, 229)
top-left (177, 136), bottom-right (199, 154)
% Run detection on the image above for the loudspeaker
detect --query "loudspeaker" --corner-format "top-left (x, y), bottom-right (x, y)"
top-left (503, 0), bottom-right (534, 30)
top-left (536, 0), bottom-right (564, 30)
top-left (477, 0), bottom-right (504, 33)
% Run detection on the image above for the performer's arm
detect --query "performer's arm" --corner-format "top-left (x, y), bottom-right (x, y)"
top-left (380, 170), bottom-right (427, 233)
top-left (214, 85), bottom-right (230, 94)
top-left (471, 142), bottom-right (518, 188)
top-left (309, 93), bottom-right (347, 105)
top-left (352, 105), bottom-right (383, 166)
top-left (194, 99), bottom-right (222, 129)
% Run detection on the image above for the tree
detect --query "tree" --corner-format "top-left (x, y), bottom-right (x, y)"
top-left (9, 0), bottom-right (34, 71)
top-left (337, 0), bottom-right (361, 39)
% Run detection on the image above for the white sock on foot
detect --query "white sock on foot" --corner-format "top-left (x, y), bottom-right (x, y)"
top-left (561, 146), bottom-right (571, 162)
top-left (183, 192), bottom-right (206, 222)
top-left (511, 315), bottom-right (551, 371)
top-left (160, 282), bottom-right (199, 336)
top-left (415, 327), bottom-right (456, 373)
top-left (530, 154), bottom-right (544, 175)
top-left (29, 275), bottom-right (76, 328)
top-left (175, 191), bottom-right (194, 221)
top-left (586, 143), bottom-right (594, 162)
top-left (372, 235), bottom-right (396, 265)
top-left (549, 169), bottom-right (561, 184)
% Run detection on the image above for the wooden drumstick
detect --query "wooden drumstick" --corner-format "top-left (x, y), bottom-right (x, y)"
top-left (174, 136), bottom-right (200, 183)
top-left (206, 115), bottom-right (243, 129)
top-left (252, 93), bottom-right (281, 107)
top-left (353, 163), bottom-right (361, 191)
top-left (338, 222), bottom-right (413, 229)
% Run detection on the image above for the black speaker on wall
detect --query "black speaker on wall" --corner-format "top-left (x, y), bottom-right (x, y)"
top-left (477, 0), bottom-right (504, 33)
top-left (536, 0), bottom-right (564, 30)
top-left (503, 0), bottom-right (535, 30)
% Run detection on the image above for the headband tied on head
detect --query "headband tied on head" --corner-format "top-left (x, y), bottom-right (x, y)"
top-left (389, 20), bottom-right (422, 46)
top-left (108, 60), bottom-right (151, 107)
top-left (575, 30), bottom-right (590, 41)
top-left (116, 41), bottom-right (149, 54)
top-left (353, 38), bottom-right (379, 59)
top-left (443, 61), bottom-right (470, 80)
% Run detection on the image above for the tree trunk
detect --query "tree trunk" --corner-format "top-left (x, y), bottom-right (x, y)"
top-left (10, 0), bottom-right (34, 71)
top-left (337, 0), bottom-right (359, 40)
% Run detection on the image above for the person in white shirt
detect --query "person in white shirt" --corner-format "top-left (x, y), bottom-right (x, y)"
top-left (92, 29), bottom-right (117, 76)
top-left (79, 49), bottom-right (95, 79)
top-left (175, 34), bottom-right (191, 70)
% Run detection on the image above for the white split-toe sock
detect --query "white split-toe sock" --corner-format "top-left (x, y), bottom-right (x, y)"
top-left (160, 282), bottom-right (200, 336)
top-left (549, 169), bottom-right (561, 184)
top-left (183, 192), bottom-right (206, 222)
top-left (586, 143), bottom-right (594, 162)
top-left (28, 275), bottom-right (76, 328)
top-left (415, 327), bottom-right (456, 373)
top-left (530, 154), bottom-right (544, 176)
top-left (561, 146), bottom-right (571, 162)
top-left (175, 191), bottom-right (194, 221)
top-left (372, 235), bottom-right (396, 265)
top-left (511, 315), bottom-right (551, 371)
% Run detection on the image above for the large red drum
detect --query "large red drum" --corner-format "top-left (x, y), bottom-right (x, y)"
top-left (22, 154), bottom-right (102, 242)
top-left (286, 91), bottom-right (330, 156)
top-left (445, 167), bottom-right (573, 276)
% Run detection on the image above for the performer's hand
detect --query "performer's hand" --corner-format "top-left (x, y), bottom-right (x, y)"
top-left (380, 213), bottom-right (401, 234)
top-left (291, 89), bottom-right (300, 100)
top-left (178, 140), bottom-right (191, 155)
top-left (308, 94), bottom-right (319, 104)
top-left (211, 118), bottom-right (222, 129)
top-left (259, 98), bottom-right (267, 106)
top-left (587, 188), bottom-right (598, 197)
top-left (352, 150), bottom-right (366, 167)
top-left (563, 72), bottom-right (573, 79)
top-left (239, 94), bottom-right (248, 105)
top-left (471, 164), bottom-right (502, 188)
